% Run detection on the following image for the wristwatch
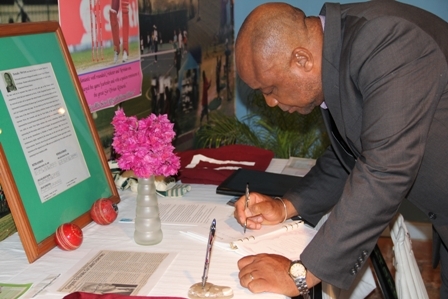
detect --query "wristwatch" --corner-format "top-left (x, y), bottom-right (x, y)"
top-left (289, 260), bottom-right (310, 299)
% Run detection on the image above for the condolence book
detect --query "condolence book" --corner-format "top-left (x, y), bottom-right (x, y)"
top-left (181, 219), bottom-right (316, 260)
top-left (216, 168), bottom-right (300, 197)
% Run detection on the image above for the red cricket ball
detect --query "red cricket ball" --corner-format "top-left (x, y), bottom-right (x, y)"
top-left (90, 198), bottom-right (118, 225)
top-left (55, 223), bottom-right (83, 250)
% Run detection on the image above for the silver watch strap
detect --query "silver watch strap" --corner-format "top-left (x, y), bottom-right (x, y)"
top-left (297, 277), bottom-right (310, 299)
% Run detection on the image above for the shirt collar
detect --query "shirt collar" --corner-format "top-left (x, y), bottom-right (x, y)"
top-left (319, 15), bottom-right (327, 109)
top-left (319, 15), bottom-right (325, 30)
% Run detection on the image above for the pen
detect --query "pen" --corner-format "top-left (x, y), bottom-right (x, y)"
top-left (32, 274), bottom-right (61, 298)
top-left (244, 183), bottom-right (249, 234)
top-left (202, 218), bottom-right (216, 288)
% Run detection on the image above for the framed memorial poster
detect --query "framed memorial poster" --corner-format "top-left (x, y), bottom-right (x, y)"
top-left (0, 21), bottom-right (120, 263)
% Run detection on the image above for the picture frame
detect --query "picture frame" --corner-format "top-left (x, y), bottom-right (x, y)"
top-left (0, 21), bottom-right (120, 263)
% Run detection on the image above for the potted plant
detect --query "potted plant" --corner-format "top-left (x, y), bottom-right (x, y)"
top-left (196, 90), bottom-right (329, 159)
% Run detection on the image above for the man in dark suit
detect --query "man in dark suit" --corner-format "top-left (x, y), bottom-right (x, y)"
top-left (233, 1), bottom-right (448, 298)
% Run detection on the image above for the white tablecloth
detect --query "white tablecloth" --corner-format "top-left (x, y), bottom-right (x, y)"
top-left (0, 159), bottom-right (375, 299)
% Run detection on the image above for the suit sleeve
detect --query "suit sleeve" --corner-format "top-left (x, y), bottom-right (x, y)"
top-left (283, 144), bottom-right (349, 226)
top-left (294, 17), bottom-right (447, 289)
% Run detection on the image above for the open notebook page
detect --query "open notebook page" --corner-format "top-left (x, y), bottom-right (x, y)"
top-left (181, 218), bottom-right (316, 260)
top-left (232, 222), bottom-right (317, 260)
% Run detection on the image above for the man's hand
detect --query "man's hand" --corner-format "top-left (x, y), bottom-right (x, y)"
top-left (233, 192), bottom-right (296, 230)
top-left (238, 254), bottom-right (322, 297)
top-left (237, 254), bottom-right (299, 297)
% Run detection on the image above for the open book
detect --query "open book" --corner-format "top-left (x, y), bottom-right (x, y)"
top-left (181, 218), bottom-right (316, 260)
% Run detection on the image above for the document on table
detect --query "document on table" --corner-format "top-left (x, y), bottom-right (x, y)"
top-left (119, 200), bottom-right (234, 225)
top-left (159, 201), bottom-right (233, 225)
top-left (49, 250), bottom-right (177, 296)
top-left (181, 218), bottom-right (317, 260)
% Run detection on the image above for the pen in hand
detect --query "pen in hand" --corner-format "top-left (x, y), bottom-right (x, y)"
top-left (244, 183), bottom-right (249, 234)
top-left (202, 218), bottom-right (216, 288)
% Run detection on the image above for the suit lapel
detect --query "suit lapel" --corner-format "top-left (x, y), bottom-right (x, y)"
top-left (320, 3), bottom-right (357, 172)
top-left (320, 3), bottom-right (347, 139)
top-left (321, 107), bottom-right (356, 173)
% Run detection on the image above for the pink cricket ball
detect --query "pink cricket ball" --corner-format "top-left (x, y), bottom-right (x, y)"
top-left (55, 223), bottom-right (83, 250)
top-left (90, 198), bottom-right (118, 225)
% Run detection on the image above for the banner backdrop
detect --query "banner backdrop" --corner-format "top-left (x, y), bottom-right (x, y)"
top-left (59, 0), bottom-right (142, 112)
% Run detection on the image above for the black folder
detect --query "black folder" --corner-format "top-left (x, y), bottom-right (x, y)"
top-left (216, 168), bottom-right (300, 197)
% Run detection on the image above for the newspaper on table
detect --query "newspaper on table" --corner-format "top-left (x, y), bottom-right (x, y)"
top-left (51, 250), bottom-right (177, 296)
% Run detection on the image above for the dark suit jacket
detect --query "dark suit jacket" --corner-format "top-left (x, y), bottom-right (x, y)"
top-left (284, 0), bottom-right (448, 289)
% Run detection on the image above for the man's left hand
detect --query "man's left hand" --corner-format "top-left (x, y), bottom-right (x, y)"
top-left (237, 253), bottom-right (300, 297)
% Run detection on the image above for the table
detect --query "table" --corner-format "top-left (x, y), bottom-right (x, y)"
top-left (0, 160), bottom-right (290, 299)
top-left (0, 158), bottom-right (376, 299)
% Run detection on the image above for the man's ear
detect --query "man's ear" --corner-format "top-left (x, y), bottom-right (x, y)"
top-left (292, 48), bottom-right (313, 72)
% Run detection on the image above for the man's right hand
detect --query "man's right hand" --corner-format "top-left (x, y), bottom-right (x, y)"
top-left (233, 192), bottom-right (294, 230)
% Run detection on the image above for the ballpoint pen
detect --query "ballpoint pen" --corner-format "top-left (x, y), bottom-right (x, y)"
top-left (244, 183), bottom-right (249, 234)
top-left (201, 218), bottom-right (216, 288)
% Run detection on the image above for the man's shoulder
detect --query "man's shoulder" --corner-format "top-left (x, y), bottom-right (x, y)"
top-left (340, 0), bottom-right (446, 25)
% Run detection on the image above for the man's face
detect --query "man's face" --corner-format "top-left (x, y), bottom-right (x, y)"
top-left (237, 52), bottom-right (324, 115)
top-left (4, 74), bottom-right (12, 85)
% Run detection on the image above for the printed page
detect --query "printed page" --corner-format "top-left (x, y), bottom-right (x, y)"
top-left (119, 200), bottom-right (234, 226)
top-left (159, 201), bottom-right (233, 225)
top-left (50, 250), bottom-right (177, 296)
top-left (0, 64), bottom-right (90, 202)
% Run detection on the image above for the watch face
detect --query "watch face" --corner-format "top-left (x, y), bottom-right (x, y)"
top-left (290, 262), bottom-right (306, 278)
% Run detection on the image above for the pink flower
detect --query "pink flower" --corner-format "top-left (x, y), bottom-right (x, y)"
top-left (111, 109), bottom-right (180, 178)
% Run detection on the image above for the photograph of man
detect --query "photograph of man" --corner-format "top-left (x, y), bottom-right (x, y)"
top-left (110, 0), bottom-right (130, 63)
top-left (3, 72), bottom-right (17, 92)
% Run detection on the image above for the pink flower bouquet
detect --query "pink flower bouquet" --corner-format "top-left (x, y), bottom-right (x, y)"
top-left (111, 109), bottom-right (180, 178)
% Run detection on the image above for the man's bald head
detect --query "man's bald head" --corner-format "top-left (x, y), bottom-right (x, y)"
top-left (235, 3), bottom-right (309, 64)
top-left (234, 3), bottom-right (325, 115)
